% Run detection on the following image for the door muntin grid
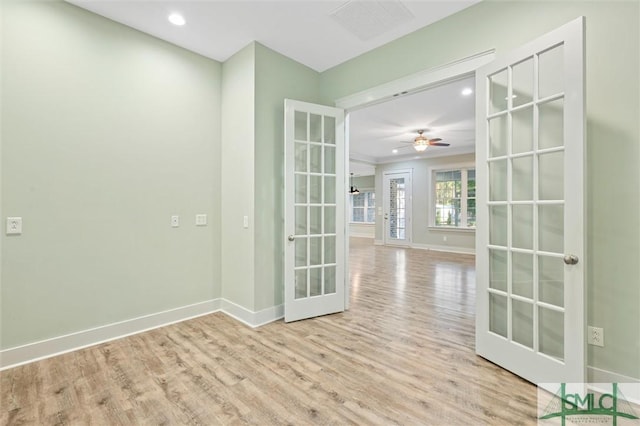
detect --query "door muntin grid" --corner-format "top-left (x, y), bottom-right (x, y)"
top-left (293, 111), bottom-right (337, 300)
top-left (486, 43), bottom-right (567, 361)
top-left (389, 178), bottom-right (406, 240)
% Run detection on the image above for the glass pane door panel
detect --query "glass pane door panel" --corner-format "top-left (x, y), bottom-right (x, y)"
top-left (309, 176), bottom-right (322, 204)
top-left (489, 115), bottom-right (508, 158)
top-left (310, 206), bottom-right (321, 234)
top-left (512, 300), bottom-right (534, 349)
top-left (309, 237), bottom-right (322, 265)
top-left (512, 57), bottom-right (534, 107)
top-left (324, 146), bottom-right (335, 174)
top-left (295, 269), bottom-right (307, 299)
top-left (539, 151), bottom-right (564, 200)
top-left (512, 252), bottom-right (533, 298)
top-left (539, 99), bottom-right (564, 149)
top-left (489, 160), bottom-right (507, 201)
top-left (512, 205), bottom-right (533, 250)
top-left (310, 268), bottom-right (322, 296)
top-left (295, 111), bottom-right (307, 141)
top-left (295, 239), bottom-right (307, 267)
top-left (489, 205), bottom-right (508, 247)
top-left (539, 307), bottom-right (564, 361)
top-left (489, 249), bottom-right (508, 291)
top-left (538, 44), bottom-right (564, 99)
top-left (389, 178), bottom-right (406, 240)
top-left (295, 206), bottom-right (307, 235)
top-left (512, 107), bottom-right (534, 154)
top-left (512, 156), bottom-right (533, 201)
top-left (324, 207), bottom-right (335, 234)
top-left (539, 256), bottom-right (565, 307)
top-left (324, 176), bottom-right (335, 204)
top-left (310, 144), bottom-right (322, 173)
top-left (295, 174), bottom-right (307, 203)
top-left (489, 293), bottom-right (508, 338)
top-left (324, 236), bottom-right (336, 264)
top-left (295, 143), bottom-right (308, 172)
top-left (539, 205), bottom-right (564, 253)
top-left (324, 116), bottom-right (335, 144)
top-left (324, 266), bottom-right (336, 294)
top-left (309, 114), bottom-right (322, 142)
top-left (489, 69), bottom-right (508, 113)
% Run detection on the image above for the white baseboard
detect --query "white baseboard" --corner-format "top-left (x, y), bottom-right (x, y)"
top-left (587, 366), bottom-right (640, 404)
top-left (221, 299), bottom-right (284, 328)
top-left (374, 239), bottom-right (384, 246)
top-left (349, 232), bottom-right (375, 238)
top-left (588, 366), bottom-right (640, 384)
top-left (0, 298), bottom-right (284, 371)
top-left (411, 242), bottom-right (475, 255)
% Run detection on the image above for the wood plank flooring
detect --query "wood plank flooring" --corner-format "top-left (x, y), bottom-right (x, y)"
top-left (1, 238), bottom-right (538, 425)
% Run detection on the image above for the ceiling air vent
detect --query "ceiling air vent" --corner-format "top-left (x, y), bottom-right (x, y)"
top-left (329, 0), bottom-right (415, 42)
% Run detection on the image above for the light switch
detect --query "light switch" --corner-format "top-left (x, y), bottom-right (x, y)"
top-left (195, 214), bottom-right (207, 226)
top-left (243, 216), bottom-right (249, 229)
top-left (171, 215), bottom-right (179, 228)
top-left (6, 217), bottom-right (22, 235)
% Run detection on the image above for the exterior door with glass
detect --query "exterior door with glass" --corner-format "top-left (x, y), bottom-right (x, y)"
top-left (284, 99), bottom-right (346, 322)
top-left (383, 170), bottom-right (412, 246)
top-left (475, 18), bottom-right (585, 384)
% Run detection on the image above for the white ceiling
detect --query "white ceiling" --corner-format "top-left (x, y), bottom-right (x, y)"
top-left (67, 0), bottom-right (479, 72)
top-left (349, 76), bottom-right (476, 167)
top-left (67, 0), bottom-right (479, 175)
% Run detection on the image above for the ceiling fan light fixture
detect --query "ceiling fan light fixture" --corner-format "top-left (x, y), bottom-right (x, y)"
top-left (413, 143), bottom-right (428, 152)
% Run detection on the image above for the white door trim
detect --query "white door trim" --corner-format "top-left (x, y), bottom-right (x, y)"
top-left (335, 49), bottom-right (495, 111)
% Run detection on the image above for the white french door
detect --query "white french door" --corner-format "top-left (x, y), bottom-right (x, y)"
top-left (475, 18), bottom-right (585, 384)
top-left (383, 170), bottom-right (412, 246)
top-left (284, 99), bottom-right (346, 322)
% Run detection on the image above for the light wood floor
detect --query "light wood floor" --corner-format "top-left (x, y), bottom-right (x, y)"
top-left (1, 238), bottom-right (538, 425)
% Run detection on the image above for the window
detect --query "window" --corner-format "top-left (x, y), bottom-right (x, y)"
top-left (351, 191), bottom-right (375, 223)
top-left (433, 167), bottom-right (475, 228)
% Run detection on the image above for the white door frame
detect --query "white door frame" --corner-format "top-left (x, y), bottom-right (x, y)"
top-left (335, 50), bottom-right (495, 309)
top-left (383, 169), bottom-right (413, 246)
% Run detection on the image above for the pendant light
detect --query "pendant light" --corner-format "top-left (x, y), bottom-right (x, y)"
top-left (349, 173), bottom-right (360, 194)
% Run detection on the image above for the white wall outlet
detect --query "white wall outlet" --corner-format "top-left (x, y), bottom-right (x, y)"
top-left (587, 326), bottom-right (604, 347)
top-left (243, 215), bottom-right (249, 229)
top-left (171, 215), bottom-right (179, 228)
top-left (443, 236), bottom-right (447, 242)
top-left (195, 214), bottom-right (207, 226)
top-left (6, 217), bottom-right (22, 235)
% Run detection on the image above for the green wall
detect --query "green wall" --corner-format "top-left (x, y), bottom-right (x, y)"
top-left (253, 43), bottom-right (320, 311)
top-left (1, 1), bottom-right (222, 348)
top-left (220, 43), bottom-right (256, 309)
top-left (322, 1), bottom-right (639, 379)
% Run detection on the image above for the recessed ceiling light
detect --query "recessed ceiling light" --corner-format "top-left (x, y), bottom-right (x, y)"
top-left (168, 13), bottom-right (186, 26)
top-left (392, 149), bottom-right (398, 154)
top-left (462, 87), bottom-right (473, 96)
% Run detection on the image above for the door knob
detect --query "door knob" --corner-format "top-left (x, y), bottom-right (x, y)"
top-left (288, 235), bottom-right (295, 242)
top-left (563, 254), bottom-right (579, 265)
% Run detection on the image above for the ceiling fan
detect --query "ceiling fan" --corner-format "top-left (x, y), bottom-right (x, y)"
top-left (398, 129), bottom-right (450, 152)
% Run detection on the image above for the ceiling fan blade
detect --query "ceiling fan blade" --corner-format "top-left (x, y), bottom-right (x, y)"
top-left (428, 138), bottom-right (442, 142)
top-left (429, 142), bottom-right (450, 147)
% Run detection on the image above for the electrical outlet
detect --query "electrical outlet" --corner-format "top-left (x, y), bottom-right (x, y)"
top-left (195, 214), bottom-right (207, 226)
top-left (587, 326), bottom-right (604, 347)
top-left (171, 215), bottom-right (179, 228)
top-left (6, 217), bottom-right (22, 235)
